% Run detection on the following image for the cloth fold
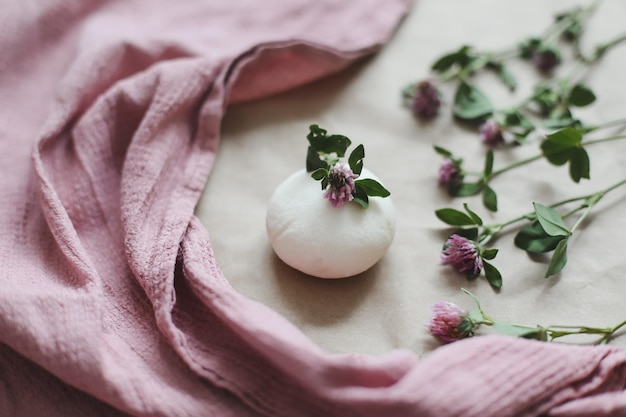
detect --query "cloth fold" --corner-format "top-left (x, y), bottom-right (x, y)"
top-left (1, 0), bottom-right (626, 416)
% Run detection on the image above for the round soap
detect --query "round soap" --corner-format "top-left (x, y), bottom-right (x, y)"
top-left (266, 168), bottom-right (395, 278)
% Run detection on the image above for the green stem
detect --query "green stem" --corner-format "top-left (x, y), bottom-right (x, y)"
top-left (548, 327), bottom-right (612, 341)
top-left (584, 117), bottom-right (626, 133)
top-left (540, 0), bottom-right (601, 43)
top-left (463, 286), bottom-right (626, 345)
top-left (583, 134), bottom-right (626, 146)
top-left (489, 154), bottom-right (543, 178)
top-left (600, 177), bottom-right (626, 194)
top-left (570, 177), bottom-right (626, 233)
top-left (600, 319), bottom-right (626, 344)
top-left (488, 134), bottom-right (626, 180)
top-left (490, 48), bottom-right (521, 62)
top-left (588, 32), bottom-right (626, 61)
top-left (569, 199), bottom-right (597, 234)
top-left (612, 319), bottom-right (626, 334)
top-left (485, 176), bottom-right (626, 233)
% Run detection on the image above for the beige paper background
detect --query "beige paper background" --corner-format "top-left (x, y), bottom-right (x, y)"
top-left (196, 0), bottom-right (626, 356)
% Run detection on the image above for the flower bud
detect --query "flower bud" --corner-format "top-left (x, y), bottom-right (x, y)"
top-left (410, 80), bottom-right (441, 119)
top-left (427, 301), bottom-right (476, 343)
top-left (441, 234), bottom-right (483, 278)
top-left (479, 119), bottom-right (505, 146)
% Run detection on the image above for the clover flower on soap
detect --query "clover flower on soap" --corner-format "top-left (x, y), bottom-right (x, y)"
top-left (323, 164), bottom-right (358, 207)
top-left (305, 124), bottom-right (390, 210)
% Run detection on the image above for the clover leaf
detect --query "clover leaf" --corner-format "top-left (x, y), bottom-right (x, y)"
top-left (453, 82), bottom-right (494, 121)
top-left (541, 127), bottom-right (590, 182)
top-left (568, 84), bottom-right (596, 107)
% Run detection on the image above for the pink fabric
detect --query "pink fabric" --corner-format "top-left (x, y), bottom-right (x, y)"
top-left (1, 1), bottom-right (625, 416)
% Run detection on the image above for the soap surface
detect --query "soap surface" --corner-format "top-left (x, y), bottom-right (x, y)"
top-left (266, 168), bottom-right (396, 278)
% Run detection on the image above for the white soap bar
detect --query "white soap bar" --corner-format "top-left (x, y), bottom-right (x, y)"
top-left (266, 168), bottom-right (395, 278)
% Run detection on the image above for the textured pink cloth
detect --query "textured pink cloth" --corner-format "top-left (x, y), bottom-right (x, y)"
top-left (1, 1), bottom-right (626, 416)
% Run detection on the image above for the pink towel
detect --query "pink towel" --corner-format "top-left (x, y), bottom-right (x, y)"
top-left (1, 0), bottom-right (625, 416)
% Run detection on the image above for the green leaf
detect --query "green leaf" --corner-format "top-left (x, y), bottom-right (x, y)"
top-left (435, 146), bottom-right (463, 166)
top-left (503, 110), bottom-right (535, 141)
top-left (484, 150), bottom-right (494, 177)
top-left (504, 110), bottom-right (530, 127)
top-left (310, 168), bottom-right (327, 181)
top-left (325, 135), bottom-right (352, 157)
top-left (435, 208), bottom-right (476, 226)
top-left (519, 37), bottom-right (541, 58)
top-left (456, 316), bottom-right (477, 335)
top-left (431, 46), bottom-right (472, 72)
top-left (483, 261), bottom-right (502, 289)
top-left (481, 248), bottom-right (498, 260)
top-left (541, 144), bottom-right (572, 166)
top-left (449, 181), bottom-right (483, 197)
top-left (453, 82), bottom-right (494, 121)
top-left (499, 64), bottom-right (517, 90)
top-left (482, 185), bottom-right (498, 212)
top-left (544, 127), bottom-right (582, 146)
top-left (454, 227), bottom-right (479, 242)
top-left (354, 178), bottom-right (390, 198)
top-left (544, 115), bottom-right (579, 130)
top-left (493, 322), bottom-right (546, 340)
top-left (533, 203), bottom-right (570, 237)
top-left (531, 83), bottom-right (563, 116)
top-left (545, 238), bottom-right (569, 277)
top-left (352, 197), bottom-right (368, 209)
top-left (306, 124), bottom-right (328, 150)
top-left (306, 146), bottom-right (328, 172)
top-left (348, 144), bottom-right (364, 176)
top-left (306, 125), bottom-right (351, 157)
top-left (352, 185), bottom-right (369, 209)
top-left (541, 127), bottom-right (582, 166)
top-left (433, 145), bottom-right (453, 158)
top-left (490, 62), bottom-right (517, 90)
top-left (467, 308), bottom-right (485, 323)
top-left (431, 52), bottom-right (461, 73)
top-left (514, 221), bottom-right (566, 253)
top-left (569, 147), bottom-right (590, 183)
top-left (463, 203), bottom-right (483, 226)
top-left (568, 84), bottom-right (596, 107)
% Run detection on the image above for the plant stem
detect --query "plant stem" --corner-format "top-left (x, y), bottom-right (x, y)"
top-left (464, 287), bottom-right (626, 345)
top-left (611, 319), bottom-right (626, 334)
top-left (483, 176), bottom-right (626, 233)
top-left (583, 134), bottom-right (626, 146)
top-left (540, 0), bottom-right (601, 44)
top-left (569, 177), bottom-right (626, 233)
top-left (486, 134), bottom-right (626, 180)
top-left (569, 199), bottom-right (597, 234)
top-left (489, 154), bottom-right (543, 178)
top-left (585, 32), bottom-right (626, 62)
top-left (585, 117), bottom-right (626, 133)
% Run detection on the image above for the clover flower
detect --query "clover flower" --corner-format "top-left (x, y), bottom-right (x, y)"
top-left (427, 301), bottom-right (476, 343)
top-left (437, 159), bottom-right (463, 187)
top-left (533, 46), bottom-right (561, 73)
top-left (479, 119), bottom-right (505, 146)
top-left (441, 234), bottom-right (483, 278)
top-left (323, 164), bottom-right (358, 207)
top-left (427, 289), bottom-right (626, 346)
top-left (410, 80), bottom-right (441, 119)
